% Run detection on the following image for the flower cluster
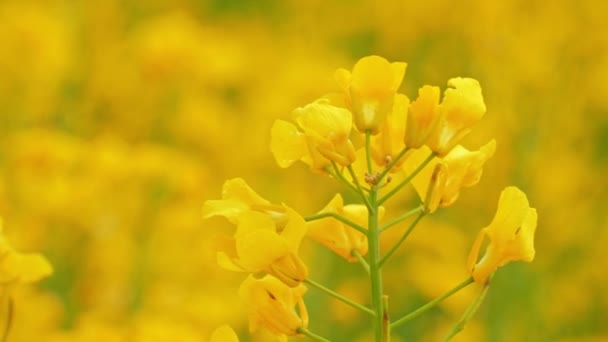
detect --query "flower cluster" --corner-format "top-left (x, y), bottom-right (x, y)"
top-left (204, 55), bottom-right (538, 341)
top-left (272, 56), bottom-right (489, 173)
top-left (203, 179), bottom-right (310, 339)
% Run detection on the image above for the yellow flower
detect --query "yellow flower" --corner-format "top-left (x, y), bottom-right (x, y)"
top-left (202, 178), bottom-right (286, 225)
top-left (427, 77), bottom-right (486, 156)
top-left (210, 325), bottom-right (239, 342)
top-left (370, 93), bottom-right (410, 170)
top-left (307, 194), bottom-right (384, 262)
top-left (239, 275), bottom-right (308, 339)
top-left (0, 219), bottom-right (53, 285)
top-left (335, 55), bottom-right (407, 134)
top-left (406, 85), bottom-right (441, 149)
top-left (216, 207), bottom-right (308, 287)
top-left (270, 99), bottom-right (356, 170)
top-left (203, 179), bottom-right (307, 286)
top-left (467, 187), bottom-right (537, 284)
top-left (269, 120), bottom-right (312, 169)
top-left (407, 140), bottom-right (496, 213)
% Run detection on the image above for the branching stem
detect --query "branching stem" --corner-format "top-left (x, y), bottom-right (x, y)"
top-left (379, 211), bottom-right (426, 268)
top-left (378, 152), bottom-right (435, 205)
top-left (305, 212), bottom-right (367, 235)
top-left (298, 327), bottom-right (332, 342)
top-left (380, 205), bottom-right (424, 233)
top-left (391, 277), bottom-right (474, 329)
top-left (304, 278), bottom-right (375, 316)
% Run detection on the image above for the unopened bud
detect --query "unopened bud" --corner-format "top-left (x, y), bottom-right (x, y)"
top-left (384, 155), bottom-right (393, 165)
top-left (365, 172), bottom-right (380, 185)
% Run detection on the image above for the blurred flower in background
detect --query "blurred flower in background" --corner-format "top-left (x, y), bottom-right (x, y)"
top-left (0, 0), bottom-right (606, 341)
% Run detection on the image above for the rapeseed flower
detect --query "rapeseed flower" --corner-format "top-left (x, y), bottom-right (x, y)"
top-left (214, 207), bottom-right (308, 287)
top-left (203, 179), bottom-right (308, 286)
top-left (408, 140), bottom-right (496, 213)
top-left (370, 93), bottom-right (410, 169)
top-left (467, 186), bottom-right (537, 284)
top-left (271, 99), bottom-right (356, 170)
top-left (406, 85), bottom-right (441, 149)
top-left (427, 78), bottom-right (486, 156)
top-left (202, 178), bottom-right (286, 225)
top-left (307, 194), bottom-right (383, 262)
top-left (239, 275), bottom-right (308, 340)
top-left (334, 55), bottom-right (407, 134)
top-left (407, 78), bottom-right (486, 156)
top-left (0, 219), bottom-right (53, 285)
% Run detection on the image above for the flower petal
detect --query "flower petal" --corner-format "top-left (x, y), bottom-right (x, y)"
top-left (0, 252), bottom-right (53, 284)
top-left (210, 325), bottom-right (239, 342)
top-left (270, 120), bottom-right (309, 168)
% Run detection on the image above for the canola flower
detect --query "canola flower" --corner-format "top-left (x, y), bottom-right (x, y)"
top-left (467, 186), bottom-right (537, 285)
top-left (204, 178), bottom-right (308, 287)
top-left (0, 218), bottom-right (53, 341)
top-left (239, 275), bottom-right (309, 339)
top-left (271, 99), bottom-right (357, 171)
top-left (204, 55), bottom-right (538, 341)
top-left (0, 232), bottom-right (52, 286)
top-left (334, 55), bottom-right (407, 134)
top-left (407, 78), bottom-right (486, 156)
top-left (407, 140), bottom-right (496, 213)
top-left (307, 193), bottom-right (386, 263)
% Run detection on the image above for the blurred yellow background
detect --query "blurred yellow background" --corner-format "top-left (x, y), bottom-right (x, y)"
top-left (0, 0), bottom-right (606, 341)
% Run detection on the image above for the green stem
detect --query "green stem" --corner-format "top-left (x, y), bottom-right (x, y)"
top-left (367, 189), bottom-right (384, 341)
top-left (366, 130), bottom-right (373, 175)
top-left (305, 212), bottom-right (367, 235)
top-left (380, 205), bottom-right (424, 233)
top-left (347, 165), bottom-right (372, 210)
top-left (325, 165), bottom-right (359, 195)
top-left (378, 211), bottom-right (426, 268)
top-left (391, 277), bottom-right (474, 329)
top-left (443, 281), bottom-right (490, 342)
top-left (375, 146), bottom-right (411, 187)
top-left (298, 327), bottom-right (332, 342)
top-left (378, 152), bottom-right (436, 205)
top-left (304, 278), bottom-right (375, 316)
top-left (382, 295), bottom-right (390, 342)
top-left (352, 249), bottom-right (370, 274)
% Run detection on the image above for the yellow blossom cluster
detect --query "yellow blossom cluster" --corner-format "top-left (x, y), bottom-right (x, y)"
top-left (205, 55), bottom-right (538, 341)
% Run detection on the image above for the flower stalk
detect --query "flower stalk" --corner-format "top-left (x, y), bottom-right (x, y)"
top-left (378, 152), bottom-right (435, 205)
top-left (367, 187), bottom-right (384, 340)
top-left (298, 328), bottom-right (332, 342)
top-left (382, 295), bottom-right (390, 342)
top-left (304, 278), bottom-right (375, 316)
top-left (352, 249), bottom-right (370, 274)
top-left (375, 146), bottom-right (411, 186)
top-left (378, 211), bottom-right (426, 268)
top-left (391, 277), bottom-right (474, 329)
top-left (443, 279), bottom-right (490, 341)
top-left (304, 212), bottom-right (367, 235)
top-left (380, 205), bottom-right (424, 233)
